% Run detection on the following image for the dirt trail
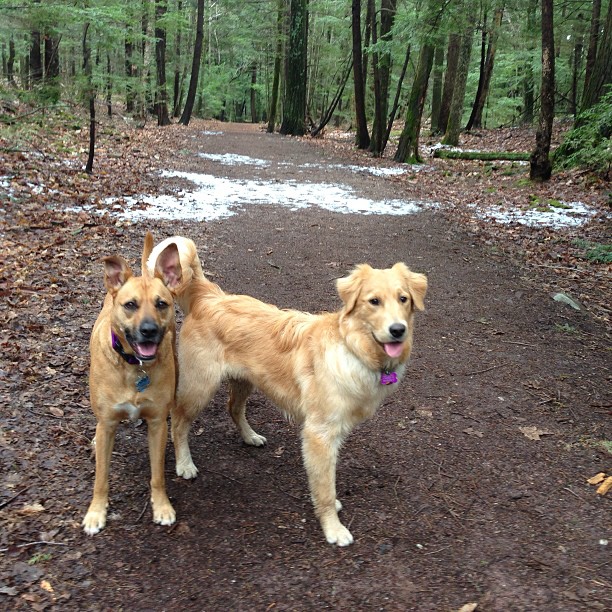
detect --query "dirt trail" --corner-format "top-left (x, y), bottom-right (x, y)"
top-left (1, 122), bottom-right (610, 611)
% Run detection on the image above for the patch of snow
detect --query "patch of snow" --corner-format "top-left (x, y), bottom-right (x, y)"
top-left (94, 170), bottom-right (435, 221)
top-left (470, 201), bottom-right (599, 228)
top-left (198, 153), bottom-right (270, 166)
top-left (202, 130), bottom-right (223, 135)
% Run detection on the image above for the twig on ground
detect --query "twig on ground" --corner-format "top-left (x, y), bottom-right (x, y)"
top-left (464, 363), bottom-right (508, 376)
top-left (0, 541), bottom-right (69, 553)
top-left (0, 485), bottom-right (32, 511)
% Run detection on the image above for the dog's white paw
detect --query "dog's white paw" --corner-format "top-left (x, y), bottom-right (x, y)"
top-left (153, 503), bottom-right (176, 527)
top-left (335, 499), bottom-right (343, 512)
top-left (324, 522), bottom-right (354, 547)
top-left (176, 460), bottom-right (198, 480)
top-left (244, 432), bottom-right (267, 447)
top-left (82, 509), bottom-right (106, 535)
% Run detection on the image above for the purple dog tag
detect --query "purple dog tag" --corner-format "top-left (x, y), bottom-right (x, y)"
top-left (381, 371), bottom-right (398, 385)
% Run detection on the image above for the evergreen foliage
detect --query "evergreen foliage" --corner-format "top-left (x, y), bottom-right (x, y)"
top-left (0, 0), bottom-right (610, 177)
top-left (554, 89), bottom-right (612, 179)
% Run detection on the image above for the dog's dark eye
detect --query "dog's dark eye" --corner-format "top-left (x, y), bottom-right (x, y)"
top-left (399, 295), bottom-right (408, 303)
top-left (369, 298), bottom-right (380, 306)
top-left (123, 301), bottom-right (138, 311)
top-left (156, 299), bottom-right (169, 310)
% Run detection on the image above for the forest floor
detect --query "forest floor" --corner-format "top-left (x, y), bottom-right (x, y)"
top-left (0, 115), bottom-right (611, 611)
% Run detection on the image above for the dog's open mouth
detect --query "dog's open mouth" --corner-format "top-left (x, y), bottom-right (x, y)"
top-left (383, 342), bottom-right (404, 358)
top-left (132, 342), bottom-right (159, 360)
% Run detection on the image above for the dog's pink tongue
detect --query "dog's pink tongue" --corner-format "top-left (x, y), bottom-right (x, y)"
top-left (384, 342), bottom-right (404, 358)
top-left (136, 342), bottom-right (158, 358)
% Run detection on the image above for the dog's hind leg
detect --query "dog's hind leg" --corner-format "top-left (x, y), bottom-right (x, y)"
top-left (172, 378), bottom-right (218, 479)
top-left (228, 379), bottom-right (267, 446)
top-left (83, 418), bottom-right (118, 535)
top-left (147, 410), bottom-right (176, 526)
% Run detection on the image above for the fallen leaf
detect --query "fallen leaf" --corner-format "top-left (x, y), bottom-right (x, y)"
top-left (49, 407), bottom-right (64, 417)
top-left (40, 580), bottom-right (54, 594)
top-left (463, 427), bottom-right (484, 438)
top-left (596, 476), bottom-right (612, 496)
top-left (19, 503), bottom-right (45, 515)
top-left (0, 585), bottom-right (18, 596)
top-left (458, 604), bottom-right (478, 612)
top-left (519, 426), bottom-right (553, 441)
top-left (587, 472), bottom-right (606, 485)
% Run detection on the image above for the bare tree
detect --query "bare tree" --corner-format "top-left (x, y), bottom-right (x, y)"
top-left (154, 0), bottom-right (171, 126)
top-left (179, 0), bottom-right (204, 126)
top-left (530, 0), bottom-right (554, 181)
top-left (352, 0), bottom-right (370, 149)
top-left (280, 0), bottom-right (308, 136)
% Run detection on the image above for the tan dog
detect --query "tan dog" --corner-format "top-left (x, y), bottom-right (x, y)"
top-left (83, 233), bottom-right (182, 535)
top-left (149, 237), bottom-right (427, 546)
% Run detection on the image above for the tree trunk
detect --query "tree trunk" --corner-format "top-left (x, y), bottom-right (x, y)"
top-left (383, 43), bottom-right (411, 150)
top-left (583, 0), bottom-right (602, 102)
top-left (351, 0), bottom-right (370, 148)
top-left (267, 0), bottom-right (284, 133)
top-left (173, 0), bottom-right (183, 117)
top-left (82, 23), bottom-right (95, 174)
top-left (154, 0), bottom-right (171, 126)
top-left (394, 42), bottom-right (435, 163)
top-left (280, 0), bottom-right (308, 136)
top-left (430, 45), bottom-right (444, 134)
top-left (570, 15), bottom-right (585, 116)
top-left (106, 53), bottom-right (112, 116)
top-left (530, 0), bottom-right (555, 181)
top-left (44, 33), bottom-right (60, 102)
top-left (250, 62), bottom-right (258, 123)
top-left (438, 33), bottom-right (460, 134)
top-left (370, 0), bottom-right (397, 156)
top-left (179, 0), bottom-right (204, 126)
top-left (442, 23), bottom-right (474, 146)
top-left (522, 0), bottom-right (537, 124)
top-left (125, 36), bottom-right (135, 113)
top-left (466, 6), bottom-right (503, 131)
top-left (7, 36), bottom-right (16, 86)
top-left (30, 30), bottom-right (43, 85)
top-left (581, 0), bottom-right (611, 111)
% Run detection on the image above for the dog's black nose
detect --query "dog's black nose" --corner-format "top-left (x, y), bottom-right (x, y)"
top-left (389, 323), bottom-right (406, 339)
top-left (139, 319), bottom-right (160, 339)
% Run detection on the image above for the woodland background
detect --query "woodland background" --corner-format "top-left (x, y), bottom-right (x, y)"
top-left (0, 0), bottom-right (610, 179)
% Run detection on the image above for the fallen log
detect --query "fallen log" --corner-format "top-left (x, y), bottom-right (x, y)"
top-left (433, 149), bottom-right (530, 161)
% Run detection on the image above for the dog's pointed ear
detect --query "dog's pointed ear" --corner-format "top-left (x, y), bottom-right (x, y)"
top-left (392, 262), bottom-right (427, 311)
top-left (154, 242), bottom-right (183, 291)
top-left (337, 264), bottom-right (371, 314)
top-left (141, 232), bottom-right (154, 276)
top-left (103, 256), bottom-right (133, 295)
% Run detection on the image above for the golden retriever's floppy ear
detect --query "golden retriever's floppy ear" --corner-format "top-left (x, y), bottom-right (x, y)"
top-left (392, 262), bottom-right (427, 311)
top-left (337, 264), bottom-right (371, 314)
top-left (103, 256), bottom-right (133, 295)
top-left (154, 242), bottom-right (183, 291)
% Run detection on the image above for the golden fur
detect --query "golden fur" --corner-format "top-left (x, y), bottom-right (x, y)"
top-left (149, 236), bottom-right (427, 546)
top-left (83, 233), bottom-right (182, 535)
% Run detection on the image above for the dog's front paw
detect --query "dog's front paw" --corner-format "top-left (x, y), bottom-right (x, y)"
top-left (324, 522), bottom-right (354, 547)
top-left (176, 460), bottom-right (198, 480)
top-left (244, 432), bottom-right (267, 447)
top-left (82, 509), bottom-right (107, 535)
top-left (153, 502), bottom-right (176, 527)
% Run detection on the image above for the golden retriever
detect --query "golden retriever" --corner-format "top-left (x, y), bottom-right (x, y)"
top-left (149, 237), bottom-right (427, 546)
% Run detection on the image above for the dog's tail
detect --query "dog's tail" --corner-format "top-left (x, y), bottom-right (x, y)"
top-left (148, 236), bottom-right (216, 314)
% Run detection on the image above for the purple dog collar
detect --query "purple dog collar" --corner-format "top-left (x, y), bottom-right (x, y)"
top-left (111, 331), bottom-right (141, 365)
